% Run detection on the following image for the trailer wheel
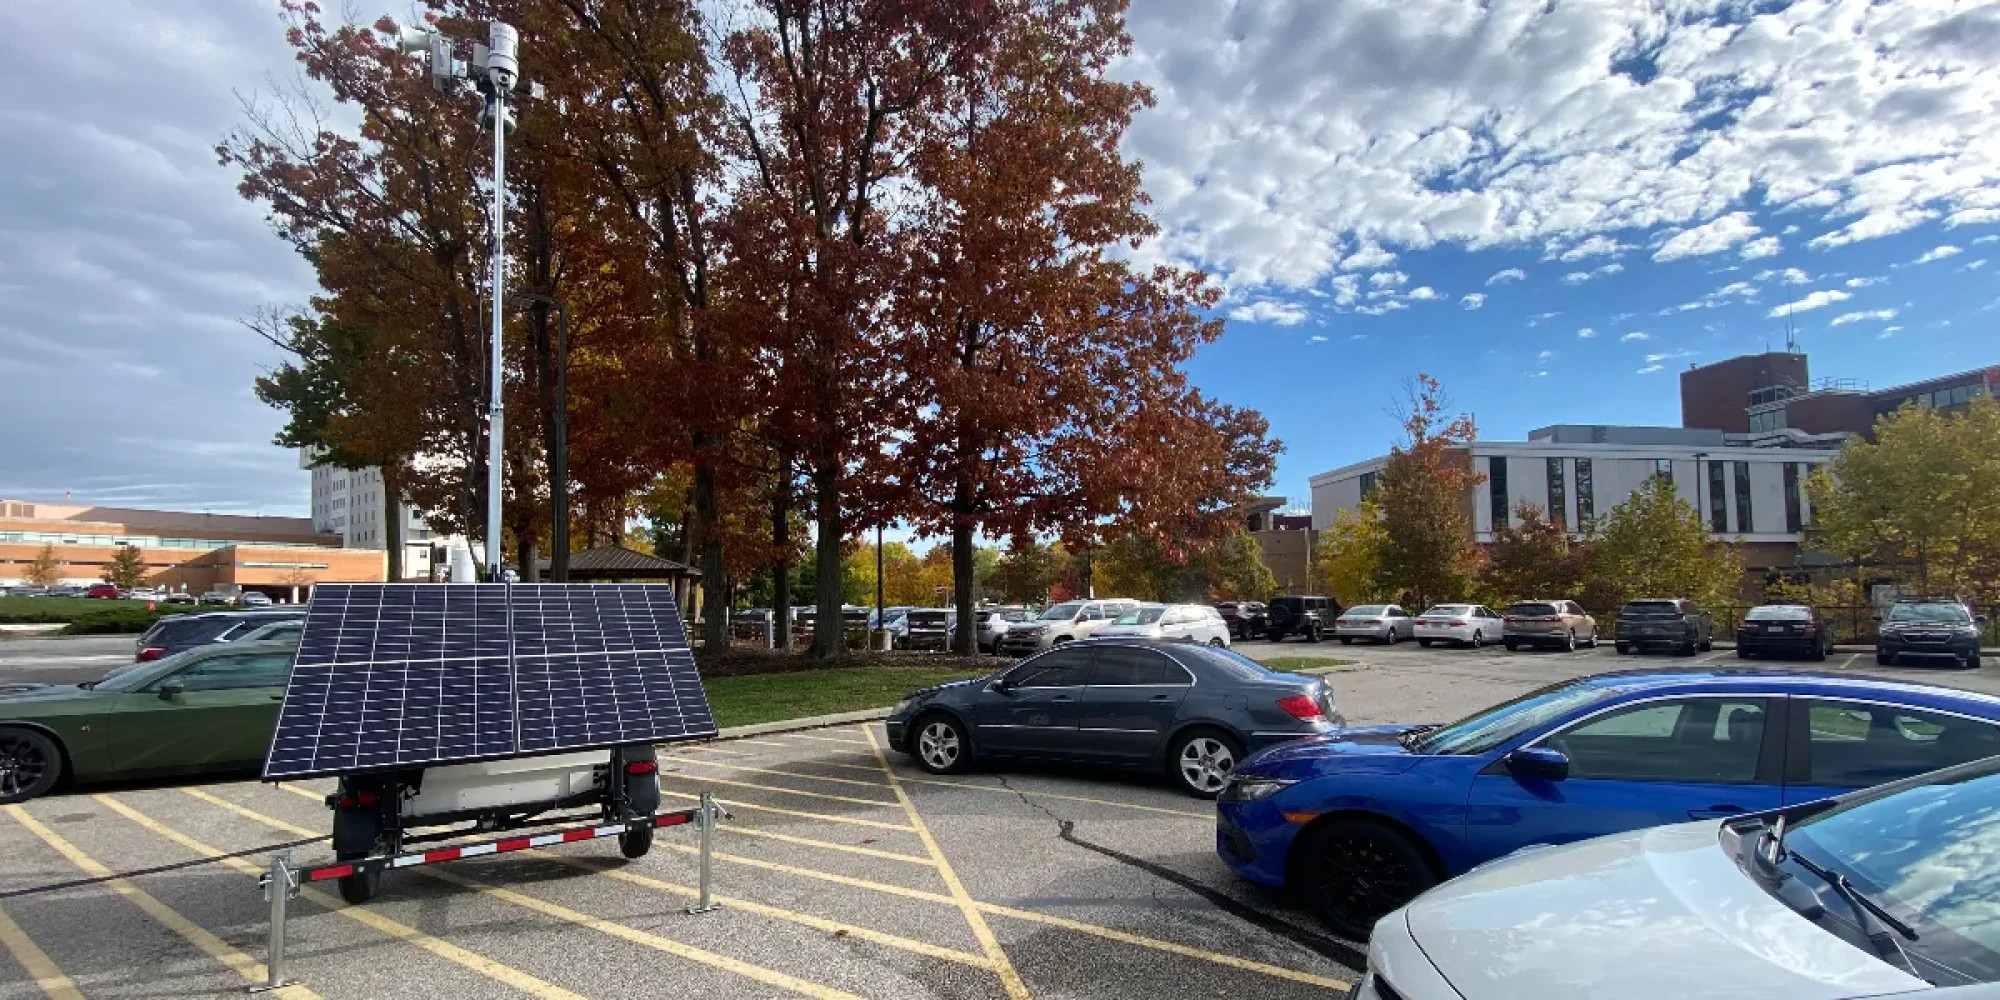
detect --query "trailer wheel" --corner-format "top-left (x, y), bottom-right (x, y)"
top-left (619, 824), bottom-right (655, 859)
top-left (332, 807), bottom-right (383, 904)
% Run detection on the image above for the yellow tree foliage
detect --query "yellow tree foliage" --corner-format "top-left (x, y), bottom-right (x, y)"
top-left (1585, 476), bottom-right (1743, 610)
top-left (24, 544), bottom-right (62, 589)
top-left (1315, 498), bottom-right (1390, 607)
top-left (102, 546), bottom-right (149, 591)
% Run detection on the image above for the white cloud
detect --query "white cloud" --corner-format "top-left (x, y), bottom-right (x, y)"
top-left (1486, 268), bottom-right (1526, 286)
top-left (1460, 292), bottom-right (1486, 310)
top-left (1879, 325), bottom-right (1903, 339)
top-left (1537, 349), bottom-right (1555, 362)
top-left (1755, 267), bottom-right (1812, 285)
top-left (1768, 289), bottom-right (1852, 317)
top-left (1553, 235), bottom-right (1628, 262)
top-left (1807, 209), bottom-right (1938, 251)
top-left (1354, 300), bottom-right (1409, 316)
top-left (1911, 245), bottom-right (1963, 265)
top-left (1964, 259), bottom-right (1989, 271)
top-left (1340, 241), bottom-right (1397, 271)
top-left (1636, 364), bottom-right (1665, 375)
top-left (1526, 310), bottom-right (1561, 327)
top-left (1845, 276), bottom-right (1886, 288)
top-left (1654, 212), bottom-right (1761, 262)
top-left (1644, 349), bottom-right (1698, 364)
top-left (1829, 308), bottom-right (1898, 326)
top-left (1976, 235), bottom-right (2000, 245)
top-left (1667, 280), bottom-right (1759, 313)
top-left (1577, 327), bottom-right (1597, 339)
top-left (1227, 300), bottom-right (1310, 326)
top-left (1308, 334), bottom-right (1329, 343)
top-left (1406, 285), bottom-right (1439, 300)
top-left (1368, 270), bottom-right (1408, 288)
top-left (1560, 271), bottom-right (1590, 286)
top-left (1739, 236), bottom-right (1782, 260)
top-left (1561, 262), bottom-right (1624, 285)
top-left (1621, 331), bottom-right (1652, 342)
top-left (1946, 209), bottom-right (2000, 229)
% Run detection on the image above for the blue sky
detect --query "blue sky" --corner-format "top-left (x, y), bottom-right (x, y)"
top-left (1, 0), bottom-right (1996, 526)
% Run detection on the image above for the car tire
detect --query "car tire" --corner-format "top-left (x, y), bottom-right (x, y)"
top-left (1561, 630), bottom-right (1576, 652)
top-left (332, 806), bottom-right (384, 905)
top-left (1417, 639), bottom-right (1432, 648)
top-left (910, 713), bottom-right (972, 775)
top-left (1972, 654), bottom-right (1983, 670)
top-left (1679, 639), bottom-right (1698, 657)
top-left (1470, 630), bottom-right (1484, 648)
top-left (1297, 818), bottom-right (1440, 940)
top-left (0, 727), bottom-right (64, 804)
top-left (1615, 643), bottom-right (1630, 655)
top-left (1208, 636), bottom-right (1226, 647)
top-left (1877, 652), bottom-right (1894, 666)
top-left (1810, 645), bottom-right (1827, 662)
top-left (619, 824), bottom-right (655, 859)
top-left (1737, 647), bottom-right (1751, 659)
top-left (1338, 637), bottom-right (1350, 645)
top-left (1701, 636), bottom-right (1714, 652)
top-left (1504, 640), bottom-right (1518, 651)
top-left (1168, 728), bottom-right (1243, 799)
top-left (1308, 624), bottom-right (1322, 644)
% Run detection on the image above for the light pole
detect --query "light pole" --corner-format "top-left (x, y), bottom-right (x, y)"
top-left (512, 293), bottom-right (570, 583)
top-left (400, 20), bottom-right (533, 580)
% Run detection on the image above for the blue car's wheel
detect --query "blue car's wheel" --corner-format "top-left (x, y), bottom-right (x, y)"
top-left (1297, 818), bottom-right (1438, 940)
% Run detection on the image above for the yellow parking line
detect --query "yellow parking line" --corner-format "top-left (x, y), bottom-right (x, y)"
top-left (182, 791), bottom-right (864, 1000)
top-left (0, 901), bottom-right (82, 1000)
top-left (659, 772), bottom-right (901, 809)
top-left (669, 758), bottom-right (892, 789)
top-left (100, 795), bottom-right (589, 1000)
top-left (725, 739), bottom-right (802, 750)
top-left (658, 790), bottom-right (919, 833)
top-left (719, 826), bottom-right (937, 865)
top-left (546, 854), bottom-right (990, 969)
top-left (3, 804), bottom-right (323, 1000)
top-left (658, 843), bottom-right (962, 904)
top-left (719, 757), bottom-right (1207, 820)
top-left (1840, 653), bottom-right (1861, 669)
top-left (783, 733), bottom-right (871, 746)
top-left (862, 726), bottom-right (1031, 1000)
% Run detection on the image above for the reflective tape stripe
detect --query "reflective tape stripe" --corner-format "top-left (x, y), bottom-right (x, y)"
top-left (298, 807), bottom-right (696, 881)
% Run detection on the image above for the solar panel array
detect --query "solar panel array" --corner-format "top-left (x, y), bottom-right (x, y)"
top-left (264, 583), bottom-right (715, 780)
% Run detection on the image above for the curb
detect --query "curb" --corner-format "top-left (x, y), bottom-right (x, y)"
top-left (714, 707), bottom-right (894, 741)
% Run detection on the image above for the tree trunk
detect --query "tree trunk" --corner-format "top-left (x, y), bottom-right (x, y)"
top-left (813, 462), bottom-right (844, 661)
top-left (694, 455), bottom-right (728, 649)
top-left (519, 539), bottom-right (540, 582)
top-left (952, 520), bottom-right (975, 655)
top-left (772, 476), bottom-right (793, 650)
top-left (381, 466), bottom-right (404, 583)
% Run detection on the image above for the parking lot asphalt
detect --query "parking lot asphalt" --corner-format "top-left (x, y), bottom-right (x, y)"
top-left (0, 636), bottom-right (136, 687)
top-left (5, 639), bottom-right (1998, 999)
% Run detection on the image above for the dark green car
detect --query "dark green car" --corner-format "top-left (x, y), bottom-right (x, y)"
top-left (0, 640), bottom-right (295, 803)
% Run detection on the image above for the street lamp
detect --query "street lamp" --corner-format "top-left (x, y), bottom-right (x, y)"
top-left (511, 292), bottom-right (570, 583)
top-left (399, 20), bottom-right (538, 580)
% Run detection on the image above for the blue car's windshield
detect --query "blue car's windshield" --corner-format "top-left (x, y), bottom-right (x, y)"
top-left (1784, 763), bottom-right (2000, 979)
top-left (1412, 680), bottom-right (1616, 755)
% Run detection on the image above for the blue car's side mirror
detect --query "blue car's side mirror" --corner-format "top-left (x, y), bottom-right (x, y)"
top-left (1507, 746), bottom-right (1570, 782)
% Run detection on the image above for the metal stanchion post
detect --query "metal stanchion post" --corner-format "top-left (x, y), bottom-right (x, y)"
top-left (251, 851), bottom-right (298, 993)
top-left (686, 791), bottom-right (719, 914)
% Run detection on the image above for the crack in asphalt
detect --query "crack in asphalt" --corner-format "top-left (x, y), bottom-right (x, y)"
top-left (990, 774), bottom-right (1370, 974)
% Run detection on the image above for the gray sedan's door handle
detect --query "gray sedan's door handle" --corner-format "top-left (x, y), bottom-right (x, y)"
top-left (1150, 694), bottom-right (1173, 702)
top-left (1050, 694), bottom-right (1074, 703)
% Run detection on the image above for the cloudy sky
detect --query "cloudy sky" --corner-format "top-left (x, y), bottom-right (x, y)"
top-left (2, 0), bottom-right (1998, 517)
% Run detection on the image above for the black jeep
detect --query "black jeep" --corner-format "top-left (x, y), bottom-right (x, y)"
top-left (1263, 595), bottom-right (1337, 643)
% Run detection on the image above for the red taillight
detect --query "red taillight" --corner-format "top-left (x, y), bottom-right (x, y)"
top-left (1276, 694), bottom-right (1324, 721)
top-left (335, 791), bottom-right (379, 809)
top-left (137, 647), bottom-right (165, 661)
top-left (1503, 616), bottom-right (1517, 623)
top-left (1450, 620), bottom-right (1468, 626)
top-left (624, 760), bottom-right (659, 775)
top-left (1802, 622), bottom-right (1819, 632)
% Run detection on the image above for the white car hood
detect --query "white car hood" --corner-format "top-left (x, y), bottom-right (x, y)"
top-left (1404, 821), bottom-right (1927, 1000)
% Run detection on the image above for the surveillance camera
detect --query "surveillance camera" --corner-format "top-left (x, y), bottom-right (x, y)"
top-left (486, 22), bottom-right (519, 87)
top-left (397, 27), bottom-right (432, 55)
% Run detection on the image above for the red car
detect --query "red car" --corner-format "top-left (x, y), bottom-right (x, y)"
top-left (85, 583), bottom-right (120, 599)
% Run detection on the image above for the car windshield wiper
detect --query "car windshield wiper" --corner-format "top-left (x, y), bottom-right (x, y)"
top-left (1762, 816), bottom-right (1924, 979)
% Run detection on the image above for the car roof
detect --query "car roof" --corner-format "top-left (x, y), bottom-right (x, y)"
top-left (1568, 668), bottom-right (2000, 711)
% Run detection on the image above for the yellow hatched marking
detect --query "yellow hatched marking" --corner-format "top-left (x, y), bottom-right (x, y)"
top-left (103, 794), bottom-right (589, 1000)
top-left (781, 733), bottom-right (871, 746)
top-left (657, 772), bottom-right (900, 808)
top-left (3, 804), bottom-right (323, 1000)
top-left (658, 791), bottom-right (918, 833)
top-left (682, 758), bottom-right (1207, 820)
top-left (862, 725), bottom-right (1031, 1000)
top-left (717, 826), bottom-right (936, 865)
top-left (669, 759), bottom-right (891, 789)
top-left (0, 899), bottom-right (82, 1000)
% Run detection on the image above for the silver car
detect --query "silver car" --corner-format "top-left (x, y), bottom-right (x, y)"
top-left (1501, 599), bottom-right (1599, 651)
top-left (1333, 604), bottom-right (1416, 644)
top-left (975, 608), bottom-right (1033, 653)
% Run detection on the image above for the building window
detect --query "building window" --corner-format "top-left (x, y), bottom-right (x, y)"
top-left (1357, 471), bottom-right (1377, 499)
top-left (1575, 459), bottom-right (1594, 527)
top-left (1546, 457), bottom-right (1567, 530)
top-left (1488, 457), bottom-right (1509, 529)
top-left (1749, 408), bottom-right (1788, 433)
top-left (1654, 458), bottom-right (1673, 483)
top-left (1784, 463), bottom-right (1804, 534)
top-left (1734, 462), bottom-right (1754, 533)
top-left (1708, 461), bottom-right (1728, 533)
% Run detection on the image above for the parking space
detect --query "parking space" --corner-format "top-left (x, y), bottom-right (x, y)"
top-left (0, 723), bottom-right (1357, 1000)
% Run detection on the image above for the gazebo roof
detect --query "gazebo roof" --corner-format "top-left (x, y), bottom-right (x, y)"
top-left (534, 546), bottom-right (700, 581)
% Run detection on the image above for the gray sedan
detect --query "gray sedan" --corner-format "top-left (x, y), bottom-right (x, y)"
top-left (884, 639), bottom-right (1342, 797)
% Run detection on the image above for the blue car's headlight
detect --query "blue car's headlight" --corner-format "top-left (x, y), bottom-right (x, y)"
top-left (1231, 778), bottom-right (1296, 802)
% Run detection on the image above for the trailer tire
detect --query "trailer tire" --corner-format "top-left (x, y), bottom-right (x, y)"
top-left (619, 824), bottom-right (655, 859)
top-left (332, 807), bottom-right (382, 905)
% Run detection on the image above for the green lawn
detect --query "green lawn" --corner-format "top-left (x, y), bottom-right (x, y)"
top-left (704, 665), bottom-right (993, 729)
top-left (1260, 656), bottom-right (1359, 673)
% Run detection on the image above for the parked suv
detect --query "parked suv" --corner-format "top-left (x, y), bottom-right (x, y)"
top-left (996, 599), bottom-right (1139, 655)
top-left (1613, 598), bottom-right (1713, 656)
top-left (1216, 602), bottom-right (1266, 640)
top-left (1878, 597), bottom-right (1984, 668)
top-left (903, 609), bottom-right (957, 651)
top-left (1501, 599), bottom-right (1598, 651)
top-left (975, 607), bottom-right (1033, 653)
top-left (1263, 595), bottom-right (1336, 643)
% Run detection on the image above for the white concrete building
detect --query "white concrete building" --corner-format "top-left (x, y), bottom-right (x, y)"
top-left (301, 450), bottom-right (439, 580)
top-left (1309, 426), bottom-right (1834, 556)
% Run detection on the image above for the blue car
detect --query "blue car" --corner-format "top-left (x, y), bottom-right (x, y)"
top-left (1216, 669), bottom-right (2000, 938)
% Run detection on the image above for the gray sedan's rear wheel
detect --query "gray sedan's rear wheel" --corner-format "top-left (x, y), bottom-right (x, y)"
top-left (911, 714), bottom-right (971, 774)
top-left (1169, 729), bottom-right (1242, 798)
top-left (0, 727), bottom-right (62, 804)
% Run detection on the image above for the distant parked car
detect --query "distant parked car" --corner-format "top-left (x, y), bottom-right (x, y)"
top-left (1092, 604), bottom-right (1231, 646)
top-left (1877, 597), bottom-right (1984, 669)
top-left (1502, 599), bottom-right (1598, 651)
top-left (124, 587), bottom-right (164, 602)
top-left (1614, 598), bottom-right (1713, 655)
top-left (1264, 595), bottom-right (1336, 643)
top-left (1216, 601), bottom-right (1266, 640)
top-left (1333, 604), bottom-right (1415, 645)
top-left (903, 609), bottom-right (958, 651)
top-left (85, 583), bottom-right (120, 599)
top-left (162, 593), bottom-right (198, 606)
top-left (1217, 668), bottom-right (2000, 938)
top-left (886, 639), bottom-right (1341, 796)
top-left (996, 599), bottom-right (1140, 655)
top-left (48, 585), bottom-right (87, 599)
top-left (238, 591), bottom-right (274, 608)
top-left (1414, 604), bottom-right (1506, 648)
top-left (974, 608), bottom-right (1033, 654)
top-left (1736, 604), bottom-right (1833, 661)
top-left (199, 591), bottom-right (233, 605)
top-left (133, 609), bottom-right (305, 662)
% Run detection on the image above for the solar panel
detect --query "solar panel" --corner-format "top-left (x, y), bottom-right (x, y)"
top-left (264, 583), bottom-right (714, 780)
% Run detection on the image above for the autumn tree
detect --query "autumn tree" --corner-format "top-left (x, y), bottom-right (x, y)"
top-left (1315, 498), bottom-right (1390, 607)
top-left (23, 545), bottom-right (62, 589)
top-left (1374, 375), bottom-right (1485, 609)
top-left (1805, 396), bottom-right (2000, 603)
top-left (1585, 476), bottom-right (1742, 610)
top-left (1096, 530), bottom-right (1273, 602)
top-left (102, 547), bottom-right (149, 591)
top-left (1482, 501), bottom-right (1585, 604)
top-left (989, 541), bottom-right (1066, 605)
